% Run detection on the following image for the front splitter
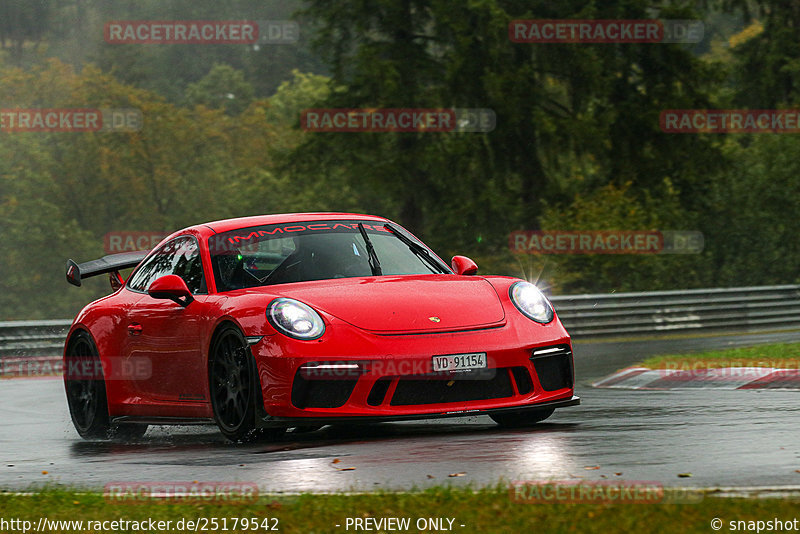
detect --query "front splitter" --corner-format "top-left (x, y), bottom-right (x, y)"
top-left (258, 395), bottom-right (580, 427)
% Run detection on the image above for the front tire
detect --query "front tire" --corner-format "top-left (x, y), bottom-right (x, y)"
top-left (209, 325), bottom-right (282, 443)
top-left (490, 408), bottom-right (555, 428)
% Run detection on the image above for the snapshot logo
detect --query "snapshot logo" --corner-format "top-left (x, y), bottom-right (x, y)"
top-left (0, 108), bottom-right (142, 132)
top-left (300, 108), bottom-right (496, 133)
top-left (509, 480), bottom-right (703, 504)
top-left (104, 20), bottom-right (298, 44)
top-left (661, 109), bottom-right (800, 133)
top-left (104, 482), bottom-right (258, 504)
top-left (509, 19), bottom-right (703, 44)
top-left (105, 232), bottom-right (169, 254)
top-left (509, 230), bottom-right (704, 255)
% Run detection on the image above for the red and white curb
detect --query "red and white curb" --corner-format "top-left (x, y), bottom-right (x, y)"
top-left (593, 366), bottom-right (800, 390)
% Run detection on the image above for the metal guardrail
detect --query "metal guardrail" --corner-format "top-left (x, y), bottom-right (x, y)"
top-left (1, 285), bottom-right (800, 357)
top-left (550, 284), bottom-right (800, 338)
top-left (0, 320), bottom-right (72, 358)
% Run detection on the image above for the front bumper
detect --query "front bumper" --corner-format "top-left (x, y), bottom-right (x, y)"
top-left (250, 316), bottom-right (578, 423)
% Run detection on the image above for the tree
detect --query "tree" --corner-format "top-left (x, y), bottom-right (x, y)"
top-left (185, 64), bottom-right (255, 115)
top-left (0, 0), bottom-right (51, 63)
top-left (292, 0), bottom-right (724, 251)
top-left (725, 1), bottom-right (800, 107)
top-left (0, 59), bottom-right (285, 319)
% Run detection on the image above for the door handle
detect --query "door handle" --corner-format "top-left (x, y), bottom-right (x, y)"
top-left (128, 323), bottom-right (143, 336)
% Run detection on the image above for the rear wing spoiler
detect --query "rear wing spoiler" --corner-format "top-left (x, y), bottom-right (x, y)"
top-left (66, 251), bottom-right (149, 288)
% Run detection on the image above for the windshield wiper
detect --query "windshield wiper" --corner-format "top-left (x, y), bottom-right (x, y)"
top-left (358, 223), bottom-right (382, 276)
top-left (383, 223), bottom-right (449, 274)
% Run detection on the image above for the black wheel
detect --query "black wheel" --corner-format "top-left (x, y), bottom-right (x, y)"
top-left (65, 331), bottom-right (149, 441)
top-left (490, 408), bottom-right (555, 428)
top-left (64, 331), bottom-right (111, 439)
top-left (209, 325), bottom-right (282, 443)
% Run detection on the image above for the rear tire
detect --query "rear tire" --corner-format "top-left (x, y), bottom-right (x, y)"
top-left (65, 331), bottom-right (148, 440)
top-left (490, 408), bottom-right (555, 428)
top-left (209, 325), bottom-right (284, 443)
top-left (65, 332), bottom-right (110, 439)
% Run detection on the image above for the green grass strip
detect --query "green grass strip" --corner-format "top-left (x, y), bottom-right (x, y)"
top-left (1, 486), bottom-right (800, 533)
top-left (635, 342), bottom-right (800, 370)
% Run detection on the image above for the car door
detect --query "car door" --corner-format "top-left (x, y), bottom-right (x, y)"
top-left (123, 236), bottom-right (212, 409)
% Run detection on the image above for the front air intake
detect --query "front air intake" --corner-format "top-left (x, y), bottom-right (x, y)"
top-left (530, 345), bottom-right (574, 391)
top-left (291, 368), bottom-right (358, 409)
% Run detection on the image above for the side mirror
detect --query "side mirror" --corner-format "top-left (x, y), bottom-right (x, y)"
top-left (148, 275), bottom-right (194, 307)
top-left (451, 255), bottom-right (478, 275)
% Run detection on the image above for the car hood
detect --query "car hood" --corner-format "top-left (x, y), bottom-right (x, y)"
top-left (279, 275), bottom-right (506, 333)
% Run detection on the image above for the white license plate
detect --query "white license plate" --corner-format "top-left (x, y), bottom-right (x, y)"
top-left (432, 352), bottom-right (487, 372)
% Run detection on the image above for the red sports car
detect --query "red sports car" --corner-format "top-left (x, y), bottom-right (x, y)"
top-left (64, 213), bottom-right (579, 442)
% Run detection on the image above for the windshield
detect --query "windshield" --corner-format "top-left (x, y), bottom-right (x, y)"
top-left (209, 220), bottom-right (449, 291)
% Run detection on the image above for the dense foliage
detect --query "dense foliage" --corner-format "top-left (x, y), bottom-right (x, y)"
top-left (0, 0), bottom-right (798, 319)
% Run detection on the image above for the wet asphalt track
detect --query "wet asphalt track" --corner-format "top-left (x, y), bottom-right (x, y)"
top-left (3, 330), bottom-right (800, 492)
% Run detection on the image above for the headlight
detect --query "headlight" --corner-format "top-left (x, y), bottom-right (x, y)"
top-left (509, 281), bottom-right (554, 324)
top-left (267, 298), bottom-right (325, 340)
